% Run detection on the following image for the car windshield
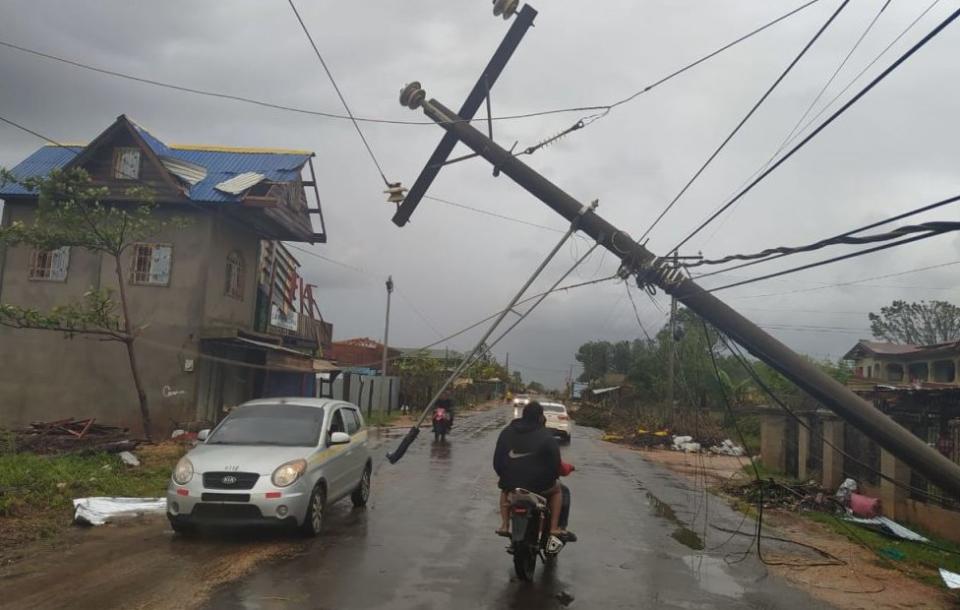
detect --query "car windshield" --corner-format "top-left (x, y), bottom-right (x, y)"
top-left (206, 405), bottom-right (325, 446)
top-left (542, 404), bottom-right (566, 413)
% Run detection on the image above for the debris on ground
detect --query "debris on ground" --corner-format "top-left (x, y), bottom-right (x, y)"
top-left (845, 516), bottom-right (929, 542)
top-left (708, 439), bottom-right (746, 456)
top-left (671, 435), bottom-right (701, 453)
top-left (9, 418), bottom-right (137, 455)
top-left (118, 451), bottom-right (140, 467)
top-left (724, 478), bottom-right (835, 511)
top-left (940, 568), bottom-right (960, 589)
top-left (835, 477), bottom-right (858, 505)
top-left (849, 492), bottom-right (881, 518)
top-left (72, 497), bottom-right (166, 526)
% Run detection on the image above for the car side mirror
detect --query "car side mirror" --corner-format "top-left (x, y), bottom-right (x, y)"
top-left (197, 429), bottom-right (210, 441)
top-left (329, 431), bottom-right (351, 445)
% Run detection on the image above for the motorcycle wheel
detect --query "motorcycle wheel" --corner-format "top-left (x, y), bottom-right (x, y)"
top-left (513, 546), bottom-right (537, 581)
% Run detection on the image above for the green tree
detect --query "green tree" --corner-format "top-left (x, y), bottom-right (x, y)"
top-left (527, 381), bottom-right (545, 393)
top-left (575, 340), bottom-right (611, 382)
top-left (0, 168), bottom-right (185, 440)
top-left (869, 300), bottom-right (960, 345)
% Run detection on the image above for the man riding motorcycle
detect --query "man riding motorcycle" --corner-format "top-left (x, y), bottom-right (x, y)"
top-left (493, 401), bottom-right (575, 541)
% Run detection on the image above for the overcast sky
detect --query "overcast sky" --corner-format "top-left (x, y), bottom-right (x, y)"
top-left (2, 0), bottom-right (959, 388)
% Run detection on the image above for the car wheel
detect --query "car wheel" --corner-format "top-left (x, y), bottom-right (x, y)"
top-left (351, 466), bottom-right (371, 507)
top-left (300, 484), bottom-right (326, 537)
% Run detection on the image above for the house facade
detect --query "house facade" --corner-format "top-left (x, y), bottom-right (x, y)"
top-left (0, 115), bottom-right (332, 434)
top-left (844, 339), bottom-right (960, 386)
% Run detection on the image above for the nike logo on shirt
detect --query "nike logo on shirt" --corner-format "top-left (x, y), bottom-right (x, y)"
top-left (508, 449), bottom-right (534, 459)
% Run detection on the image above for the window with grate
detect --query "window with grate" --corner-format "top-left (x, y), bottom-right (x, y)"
top-left (130, 243), bottom-right (172, 286)
top-left (29, 247), bottom-right (70, 281)
top-left (225, 250), bottom-right (244, 300)
top-left (113, 147), bottom-right (141, 180)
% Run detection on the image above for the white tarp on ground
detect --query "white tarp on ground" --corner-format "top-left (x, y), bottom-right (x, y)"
top-left (846, 516), bottom-right (929, 542)
top-left (940, 568), bottom-right (960, 589)
top-left (73, 497), bottom-right (166, 526)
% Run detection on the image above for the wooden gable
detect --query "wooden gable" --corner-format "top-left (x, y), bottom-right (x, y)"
top-left (65, 116), bottom-right (186, 202)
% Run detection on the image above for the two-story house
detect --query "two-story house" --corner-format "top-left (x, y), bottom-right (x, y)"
top-left (0, 115), bottom-right (333, 434)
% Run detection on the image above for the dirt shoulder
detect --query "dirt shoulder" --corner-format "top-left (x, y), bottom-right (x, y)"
top-left (637, 447), bottom-right (955, 609)
top-left (0, 514), bottom-right (302, 610)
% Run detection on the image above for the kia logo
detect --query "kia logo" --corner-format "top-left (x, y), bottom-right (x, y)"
top-left (222, 475), bottom-right (237, 485)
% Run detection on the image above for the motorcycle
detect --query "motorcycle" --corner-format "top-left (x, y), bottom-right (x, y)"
top-left (432, 406), bottom-right (451, 442)
top-left (506, 488), bottom-right (566, 580)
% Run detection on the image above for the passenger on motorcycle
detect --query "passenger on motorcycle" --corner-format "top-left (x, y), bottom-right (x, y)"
top-left (493, 401), bottom-right (573, 540)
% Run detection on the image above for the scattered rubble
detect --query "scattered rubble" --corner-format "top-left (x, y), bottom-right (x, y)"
top-left (8, 418), bottom-right (137, 455)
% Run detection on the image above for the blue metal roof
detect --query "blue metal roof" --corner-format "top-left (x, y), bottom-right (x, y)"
top-left (0, 123), bottom-right (311, 204)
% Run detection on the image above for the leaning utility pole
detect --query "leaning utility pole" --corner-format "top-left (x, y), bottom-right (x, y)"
top-left (381, 276), bottom-right (394, 377)
top-left (385, 3), bottom-right (960, 495)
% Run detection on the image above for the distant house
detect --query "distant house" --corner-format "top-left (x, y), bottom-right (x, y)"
top-left (0, 115), bottom-right (332, 432)
top-left (843, 339), bottom-right (960, 387)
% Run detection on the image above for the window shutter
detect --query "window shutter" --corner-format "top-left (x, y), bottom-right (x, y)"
top-left (149, 246), bottom-right (172, 284)
top-left (50, 247), bottom-right (70, 281)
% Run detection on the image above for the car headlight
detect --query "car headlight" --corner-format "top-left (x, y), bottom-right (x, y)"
top-left (173, 457), bottom-right (194, 485)
top-left (272, 459), bottom-right (307, 487)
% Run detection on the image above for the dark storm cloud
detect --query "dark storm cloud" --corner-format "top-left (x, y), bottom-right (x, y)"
top-left (2, 1), bottom-right (959, 387)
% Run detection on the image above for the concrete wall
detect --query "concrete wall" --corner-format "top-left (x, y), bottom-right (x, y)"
top-left (0, 201), bottom-right (258, 435)
top-left (761, 412), bottom-right (960, 543)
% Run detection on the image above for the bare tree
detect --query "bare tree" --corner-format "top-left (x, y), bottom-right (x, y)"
top-left (0, 168), bottom-right (186, 440)
top-left (868, 300), bottom-right (960, 345)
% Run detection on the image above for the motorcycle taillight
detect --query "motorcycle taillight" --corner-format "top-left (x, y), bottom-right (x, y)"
top-left (512, 507), bottom-right (528, 514)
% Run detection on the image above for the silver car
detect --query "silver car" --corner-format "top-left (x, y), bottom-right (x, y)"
top-left (167, 398), bottom-right (371, 537)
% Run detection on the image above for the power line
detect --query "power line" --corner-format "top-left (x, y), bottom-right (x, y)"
top-left (698, 0), bottom-right (893, 248)
top-left (727, 259), bottom-right (960, 300)
top-left (637, 0), bottom-right (849, 243)
top-left (693, 193), bottom-right (960, 279)
top-left (286, 0), bottom-right (389, 185)
top-left (0, 1), bottom-right (820, 131)
top-left (624, 282), bottom-right (653, 341)
top-left (690, 219), bottom-right (960, 269)
top-left (395, 288), bottom-right (445, 339)
top-left (671, 6), bottom-right (960, 253)
top-left (423, 195), bottom-right (569, 234)
top-left (708, 229), bottom-right (958, 293)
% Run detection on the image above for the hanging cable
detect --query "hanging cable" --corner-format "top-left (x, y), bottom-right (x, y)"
top-left (688, 219), bottom-right (960, 269)
top-left (707, 228), bottom-right (958, 293)
top-left (671, 6), bottom-right (960, 253)
top-left (460, 243), bottom-right (602, 371)
top-left (0, 2), bottom-right (819, 130)
top-left (698, 0), bottom-right (894, 248)
top-left (638, 0), bottom-right (850, 244)
top-left (624, 282), bottom-right (654, 341)
top-left (386, 215), bottom-right (584, 463)
top-left (694, 193), bottom-right (960, 279)
top-left (286, 0), bottom-right (390, 185)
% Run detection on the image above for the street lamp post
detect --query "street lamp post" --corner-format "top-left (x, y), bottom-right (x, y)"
top-left (382, 276), bottom-right (394, 376)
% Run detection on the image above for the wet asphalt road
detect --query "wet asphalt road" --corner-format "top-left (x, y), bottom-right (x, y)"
top-left (205, 406), bottom-right (827, 609)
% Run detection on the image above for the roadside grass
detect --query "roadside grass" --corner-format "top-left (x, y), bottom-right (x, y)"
top-left (0, 443), bottom-right (185, 548)
top-left (805, 511), bottom-right (960, 588)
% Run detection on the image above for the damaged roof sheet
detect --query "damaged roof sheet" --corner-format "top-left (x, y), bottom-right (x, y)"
top-left (214, 171), bottom-right (266, 195)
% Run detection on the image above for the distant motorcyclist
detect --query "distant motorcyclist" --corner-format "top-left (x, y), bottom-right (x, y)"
top-left (436, 393), bottom-right (454, 427)
top-left (493, 401), bottom-right (573, 540)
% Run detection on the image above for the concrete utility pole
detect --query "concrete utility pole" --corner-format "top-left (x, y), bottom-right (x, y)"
top-left (382, 276), bottom-right (394, 377)
top-left (665, 253), bottom-right (701, 416)
top-left (394, 85), bottom-right (960, 496)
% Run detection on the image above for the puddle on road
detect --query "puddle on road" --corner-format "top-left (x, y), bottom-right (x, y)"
top-left (681, 555), bottom-right (744, 599)
top-left (645, 492), bottom-right (704, 551)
